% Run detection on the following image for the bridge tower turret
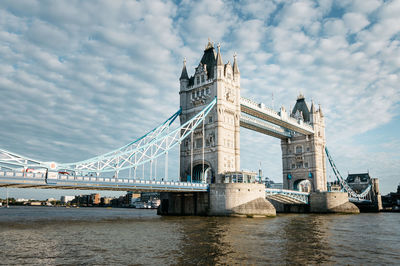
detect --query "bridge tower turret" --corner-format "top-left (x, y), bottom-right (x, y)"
top-left (179, 40), bottom-right (241, 183)
top-left (281, 95), bottom-right (327, 192)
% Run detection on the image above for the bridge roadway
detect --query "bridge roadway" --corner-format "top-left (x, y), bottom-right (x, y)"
top-left (240, 97), bottom-right (314, 138)
top-left (0, 171), bottom-right (208, 192)
top-left (0, 171), bottom-right (310, 204)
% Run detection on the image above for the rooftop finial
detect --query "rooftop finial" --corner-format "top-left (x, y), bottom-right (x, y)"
top-left (233, 52), bottom-right (239, 74)
top-left (179, 57), bottom-right (189, 81)
top-left (205, 38), bottom-right (213, 50)
top-left (216, 42), bottom-right (223, 66)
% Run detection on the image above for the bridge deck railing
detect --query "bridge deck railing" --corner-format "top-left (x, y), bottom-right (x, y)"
top-left (0, 171), bottom-right (209, 191)
top-left (265, 188), bottom-right (310, 204)
top-left (240, 97), bottom-right (314, 133)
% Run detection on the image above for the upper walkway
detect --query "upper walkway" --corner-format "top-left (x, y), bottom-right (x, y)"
top-left (240, 97), bottom-right (314, 138)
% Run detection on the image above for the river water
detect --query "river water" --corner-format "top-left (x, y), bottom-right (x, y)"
top-left (0, 206), bottom-right (399, 265)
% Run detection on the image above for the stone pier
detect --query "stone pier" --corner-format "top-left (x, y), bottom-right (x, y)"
top-left (309, 191), bottom-right (359, 213)
top-left (158, 183), bottom-right (276, 217)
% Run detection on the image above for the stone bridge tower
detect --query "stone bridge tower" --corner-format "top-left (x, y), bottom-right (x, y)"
top-left (281, 95), bottom-right (327, 192)
top-left (179, 41), bottom-right (240, 183)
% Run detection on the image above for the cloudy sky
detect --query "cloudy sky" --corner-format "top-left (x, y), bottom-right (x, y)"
top-left (0, 0), bottom-right (399, 199)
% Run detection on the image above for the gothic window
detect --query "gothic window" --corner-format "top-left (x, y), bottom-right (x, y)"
top-left (201, 89), bottom-right (204, 96)
top-left (292, 164), bottom-right (295, 169)
top-left (209, 116), bottom-right (213, 123)
top-left (192, 92), bottom-right (195, 99)
top-left (197, 90), bottom-right (200, 97)
top-left (196, 76), bottom-right (200, 84)
top-left (305, 162), bottom-right (309, 168)
top-left (307, 147), bottom-right (310, 152)
top-left (297, 162), bottom-right (303, 168)
top-left (206, 88), bottom-right (210, 94)
top-left (296, 145), bottom-right (303, 154)
top-left (201, 75), bottom-right (205, 83)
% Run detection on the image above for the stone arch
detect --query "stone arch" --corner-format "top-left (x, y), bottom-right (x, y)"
top-left (294, 179), bottom-right (313, 192)
top-left (191, 160), bottom-right (213, 183)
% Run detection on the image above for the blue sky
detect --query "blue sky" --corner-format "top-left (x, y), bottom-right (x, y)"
top-left (0, 0), bottom-right (399, 199)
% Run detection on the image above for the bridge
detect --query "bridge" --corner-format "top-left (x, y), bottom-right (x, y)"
top-left (0, 41), bottom-right (371, 215)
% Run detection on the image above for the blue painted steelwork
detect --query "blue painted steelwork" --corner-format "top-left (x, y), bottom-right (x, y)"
top-left (325, 147), bottom-right (372, 201)
top-left (0, 98), bottom-right (217, 177)
top-left (57, 97), bottom-right (216, 174)
top-left (265, 188), bottom-right (309, 204)
top-left (0, 170), bottom-right (209, 192)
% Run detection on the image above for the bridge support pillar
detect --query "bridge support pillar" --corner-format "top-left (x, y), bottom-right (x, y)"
top-left (158, 183), bottom-right (276, 217)
top-left (158, 192), bottom-right (208, 216)
top-left (208, 183), bottom-right (276, 217)
top-left (309, 191), bottom-right (359, 213)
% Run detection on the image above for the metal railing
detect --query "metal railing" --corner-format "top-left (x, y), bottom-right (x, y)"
top-left (265, 188), bottom-right (309, 204)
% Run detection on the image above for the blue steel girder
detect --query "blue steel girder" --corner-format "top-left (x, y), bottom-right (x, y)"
top-left (265, 188), bottom-right (310, 204)
top-left (0, 98), bottom-right (216, 175)
top-left (0, 170), bottom-right (209, 192)
top-left (55, 97), bottom-right (217, 173)
top-left (325, 147), bottom-right (372, 199)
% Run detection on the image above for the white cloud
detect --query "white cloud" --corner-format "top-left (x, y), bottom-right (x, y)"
top-left (343, 12), bottom-right (370, 33)
top-left (323, 19), bottom-right (347, 36)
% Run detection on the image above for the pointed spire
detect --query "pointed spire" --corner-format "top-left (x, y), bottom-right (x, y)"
top-left (310, 99), bottom-right (315, 113)
top-left (216, 43), bottom-right (223, 66)
top-left (318, 104), bottom-right (324, 117)
top-left (233, 52), bottom-right (240, 74)
top-left (179, 57), bottom-right (189, 80)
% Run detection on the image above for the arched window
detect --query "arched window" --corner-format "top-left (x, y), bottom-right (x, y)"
top-left (296, 145), bottom-right (303, 154)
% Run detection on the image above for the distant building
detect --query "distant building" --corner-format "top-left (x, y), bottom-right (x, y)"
top-left (141, 192), bottom-right (159, 203)
top-left (346, 172), bottom-right (382, 211)
top-left (125, 192), bottom-right (140, 206)
top-left (101, 197), bottom-right (113, 206)
top-left (264, 177), bottom-right (283, 189)
top-left (346, 173), bottom-right (372, 193)
top-left (382, 183), bottom-right (400, 210)
top-left (16, 198), bottom-right (29, 202)
top-left (60, 196), bottom-right (75, 204)
top-left (91, 193), bottom-right (100, 205)
top-left (72, 194), bottom-right (99, 206)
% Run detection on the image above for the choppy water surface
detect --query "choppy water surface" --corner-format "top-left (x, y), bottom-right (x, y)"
top-left (0, 207), bottom-right (399, 265)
